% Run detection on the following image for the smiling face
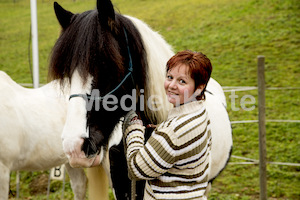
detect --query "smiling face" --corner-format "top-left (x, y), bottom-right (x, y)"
top-left (165, 50), bottom-right (212, 102)
top-left (164, 64), bottom-right (199, 106)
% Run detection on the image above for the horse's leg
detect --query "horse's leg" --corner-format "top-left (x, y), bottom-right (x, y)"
top-left (87, 165), bottom-right (109, 200)
top-left (65, 163), bottom-right (87, 200)
top-left (0, 163), bottom-right (10, 200)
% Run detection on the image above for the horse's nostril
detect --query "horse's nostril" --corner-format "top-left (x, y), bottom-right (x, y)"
top-left (86, 151), bottom-right (99, 159)
top-left (82, 137), bottom-right (99, 157)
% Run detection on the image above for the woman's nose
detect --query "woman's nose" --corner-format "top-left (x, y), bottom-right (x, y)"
top-left (169, 80), bottom-right (177, 89)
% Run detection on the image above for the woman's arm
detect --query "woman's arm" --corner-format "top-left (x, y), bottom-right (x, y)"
top-left (123, 112), bottom-right (175, 180)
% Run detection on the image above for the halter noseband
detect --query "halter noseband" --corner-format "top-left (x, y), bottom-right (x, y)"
top-left (69, 27), bottom-right (134, 101)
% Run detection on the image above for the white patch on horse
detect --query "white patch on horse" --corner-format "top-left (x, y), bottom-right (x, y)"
top-left (61, 70), bottom-right (101, 168)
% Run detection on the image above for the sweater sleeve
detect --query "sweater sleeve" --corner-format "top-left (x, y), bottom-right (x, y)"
top-left (123, 124), bottom-right (176, 180)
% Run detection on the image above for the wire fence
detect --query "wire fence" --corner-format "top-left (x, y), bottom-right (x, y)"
top-left (223, 85), bottom-right (300, 168)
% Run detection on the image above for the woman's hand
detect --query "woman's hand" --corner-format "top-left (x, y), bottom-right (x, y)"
top-left (122, 110), bottom-right (143, 133)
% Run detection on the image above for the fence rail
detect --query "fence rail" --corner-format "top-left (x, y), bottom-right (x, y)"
top-left (231, 119), bottom-right (300, 124)
top-left (230, 155), bottom-right (300, 167)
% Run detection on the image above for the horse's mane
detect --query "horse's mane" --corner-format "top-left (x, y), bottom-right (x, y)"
top-left (128, 16), bottom-right (174, 123)
top-left (48, 4), bottom-right (173, 124)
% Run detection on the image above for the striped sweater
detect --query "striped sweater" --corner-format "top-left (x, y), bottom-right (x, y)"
top-left (124, 100), bottom-right (212, 200)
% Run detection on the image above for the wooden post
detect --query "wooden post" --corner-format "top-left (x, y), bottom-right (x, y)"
top-left (257, 55), bottom-right (267, 200)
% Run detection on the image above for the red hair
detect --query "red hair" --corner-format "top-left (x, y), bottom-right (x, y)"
top-left (166, 50), bottom-right (212, 100)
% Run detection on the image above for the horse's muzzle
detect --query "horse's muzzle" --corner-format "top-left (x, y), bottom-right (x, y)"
top-left (62, 137), bottom-right (102, 168)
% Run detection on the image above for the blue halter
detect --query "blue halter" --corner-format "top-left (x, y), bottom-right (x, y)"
top-left (69, 27), bottom-right (134, 101)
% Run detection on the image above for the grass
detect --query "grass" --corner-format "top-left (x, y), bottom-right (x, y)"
top-left (1, 0), bottom-right (299, 199)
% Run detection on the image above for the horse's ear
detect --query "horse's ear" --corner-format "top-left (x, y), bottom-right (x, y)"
top-left (54, 2), bottom-right (74, 29)
top-left (97, 0), bottom-right (115, 28)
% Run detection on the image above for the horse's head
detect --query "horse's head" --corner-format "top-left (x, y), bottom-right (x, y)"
top-left (48, 0), bottom-right (150, 167)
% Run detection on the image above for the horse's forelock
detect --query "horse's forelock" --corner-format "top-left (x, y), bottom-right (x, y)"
top-left (48, 10), bottom-right (132, 86)
top-left (49, 10), bottom-right (103, 85)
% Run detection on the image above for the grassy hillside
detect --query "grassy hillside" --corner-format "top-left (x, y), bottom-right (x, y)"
top-left (1, 0), bottom-right (299, 199)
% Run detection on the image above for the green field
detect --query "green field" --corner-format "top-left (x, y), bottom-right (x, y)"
top-left (1, 0), bottom-right (299, 199)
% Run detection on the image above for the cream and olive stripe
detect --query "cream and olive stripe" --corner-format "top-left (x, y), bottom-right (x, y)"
top-left (124, 101), bottom-right (212, 200)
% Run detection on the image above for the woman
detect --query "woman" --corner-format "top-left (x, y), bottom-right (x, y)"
top-left (123, 50), bottom-right (213, 200)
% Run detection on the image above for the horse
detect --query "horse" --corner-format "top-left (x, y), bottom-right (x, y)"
top-left (49, 0), bottom-right (233, 199)
top-left (0, 71), bottom-right (89, 200)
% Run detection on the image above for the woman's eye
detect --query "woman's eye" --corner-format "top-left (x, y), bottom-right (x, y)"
top-left (179, 79), bottom-right (186, 84)
top-left (167, 75), bottom-right (173, 80)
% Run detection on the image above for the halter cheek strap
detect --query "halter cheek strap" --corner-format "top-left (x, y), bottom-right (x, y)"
top-left (69, 27), bottom-right (134, 101)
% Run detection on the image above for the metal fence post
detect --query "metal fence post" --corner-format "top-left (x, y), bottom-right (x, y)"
top-left (16, 171), bottom-right (20, 199)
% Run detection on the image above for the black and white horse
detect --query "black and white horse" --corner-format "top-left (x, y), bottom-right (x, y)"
top-left (49, 0), bottom-right (232, 199)
top-left (0, 71), bottom-right (88, 200)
